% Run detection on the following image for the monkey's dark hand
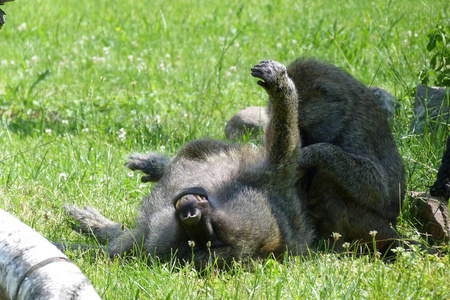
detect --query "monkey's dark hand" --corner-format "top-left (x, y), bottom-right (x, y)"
top-left (251, 60), bottom-right (288, 92)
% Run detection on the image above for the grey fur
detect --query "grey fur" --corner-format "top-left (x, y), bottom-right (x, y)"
top-left (63, 58), bottom-right (405, 267)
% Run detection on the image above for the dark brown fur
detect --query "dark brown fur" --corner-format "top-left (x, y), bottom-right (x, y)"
top-left (286, 58), bottom-right (405, 251)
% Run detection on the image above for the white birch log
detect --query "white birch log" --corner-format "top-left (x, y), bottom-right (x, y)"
top-left (0, 208), bottom-right (101, 300)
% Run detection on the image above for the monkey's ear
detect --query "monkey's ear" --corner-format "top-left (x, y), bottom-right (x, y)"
top-left (125, 153), bottom-right (171, 182)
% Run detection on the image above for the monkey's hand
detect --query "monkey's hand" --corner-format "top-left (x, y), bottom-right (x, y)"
top-left (251, 60), bottom-right (290, 93)
top-left (125, 152), bottom-right (170, 183)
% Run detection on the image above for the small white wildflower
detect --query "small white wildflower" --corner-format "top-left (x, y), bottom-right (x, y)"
top-left (369, 230), bottom-right (378, 238)
top-left (59, 173), bottom-right (68, 180)
top-left (31, 55), bottom-right (39, 63)
top-left (165, 53), bottom-right (171, 58)
top-left (10, 60), bottom-right (15, 66)
top-left (331, 232), bottom-right (342, 241)
top-left (342, 242), bottom-right (350, 250)
top-left (61, 120), bottom-right (69, 125)
top-left (127, 172), bottom-right (134, 177)
top-left (117, 128), bottom-right (126, 142)
top-left (103, 47), bottom-right (110, 55)
top-left (229, 66), bottom-right (237, 72)
top-left (292, 39), bottom-right (298, 45)
top-left (234, 42), bottom-right (240, 48)
top-left (159, 145), bottom-right (166, 151)
top-left (158, 62), bottom-right (165, 70)
top-left (188, 240), bottom-right (195, 248)
top-left (82, 128), bottom-right (90, 133)
top-left (18, 23), bottom-right (27, 32)
top-left (138, 184), bottom-right (146, 189)
top-left (1, 60), bottom-right (7, 66)
top-left (276, 43), bottom-right (282, 48)
top-left (154, 115), bottom-right (161, 124)
top-left (131, 41), bottom-right (138, 47)
top-left (45, 129), bottom-right (53, 135)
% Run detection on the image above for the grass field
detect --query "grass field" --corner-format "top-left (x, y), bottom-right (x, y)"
top-left (1, 0), bottom-right (450, 298)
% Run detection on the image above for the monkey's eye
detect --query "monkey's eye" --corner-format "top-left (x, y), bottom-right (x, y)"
top-left (173, 187), bottom-right (208, 209)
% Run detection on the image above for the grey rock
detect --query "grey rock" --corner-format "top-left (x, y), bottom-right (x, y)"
top-left (369, 86), bottom-right (397, 122)
top-left (411, 192), bottom-right (449, 241)
top-left (225, 106), bottom-right (268, 140)
top-left (411, 85), bottom-right (450, 133)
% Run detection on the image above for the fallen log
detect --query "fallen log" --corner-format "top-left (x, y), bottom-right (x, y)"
top-left (0, 208), bottom-right (101, 300)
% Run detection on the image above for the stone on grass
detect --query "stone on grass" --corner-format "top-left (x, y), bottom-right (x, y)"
top-left (410, 192), bottom-right (449, 241)
top-left (225, 106), bottom-right (268, 140)
top-left (411, 85), bottom-right (450, 132)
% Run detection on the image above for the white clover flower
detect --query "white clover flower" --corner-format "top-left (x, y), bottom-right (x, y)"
top-left (18, 23), bottom-right (27, 32)
top-left (59, 173), bottom-right (68, 180)
top-left (117, 128), bottom-right (126, 142)
top-left (331, 232), bottom-right (342, 241)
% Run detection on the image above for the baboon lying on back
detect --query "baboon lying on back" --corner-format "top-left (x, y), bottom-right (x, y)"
top-left (64, 58), bottom-right (404, 267)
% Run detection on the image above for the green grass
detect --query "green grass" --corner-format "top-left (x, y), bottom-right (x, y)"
top-left (1, 0), bottom-right (449, 298)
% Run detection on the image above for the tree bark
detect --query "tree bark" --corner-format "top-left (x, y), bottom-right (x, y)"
top-left (0, 209), bottom-right (101, 300)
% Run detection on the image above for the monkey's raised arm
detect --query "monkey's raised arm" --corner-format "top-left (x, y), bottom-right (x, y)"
top-left (251, 60), bottom-right (301, 170)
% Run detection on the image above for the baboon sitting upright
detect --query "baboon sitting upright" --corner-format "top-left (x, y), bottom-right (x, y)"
top-left (63, 58), bottom-right (404, 267)
top-left (264, 58), bottom-right (405, 251)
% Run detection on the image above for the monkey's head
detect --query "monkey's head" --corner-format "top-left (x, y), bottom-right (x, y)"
top-left (127, 139), bottom-right (311, 268)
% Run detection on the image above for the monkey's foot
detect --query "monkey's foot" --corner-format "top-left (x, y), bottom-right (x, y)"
top-left (251, 60), bottom-right (288, 91)
top-left (63, 205), bottom-right (120, 243)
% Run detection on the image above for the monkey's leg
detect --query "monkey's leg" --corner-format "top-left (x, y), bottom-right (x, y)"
top-left (64, 205), bottom-right (140, 257)
top-left (251, 60), bottom-right (300, 168)
top-left (64, 206), bottom-right (130, 243)
top-left (298, 143), bottom-right (397, 211)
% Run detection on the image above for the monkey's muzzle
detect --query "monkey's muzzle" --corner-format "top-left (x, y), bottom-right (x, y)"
top-left (175, 194), bottom-right (208, 226)
top-left (174, 193), bottom-right (216, 247)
